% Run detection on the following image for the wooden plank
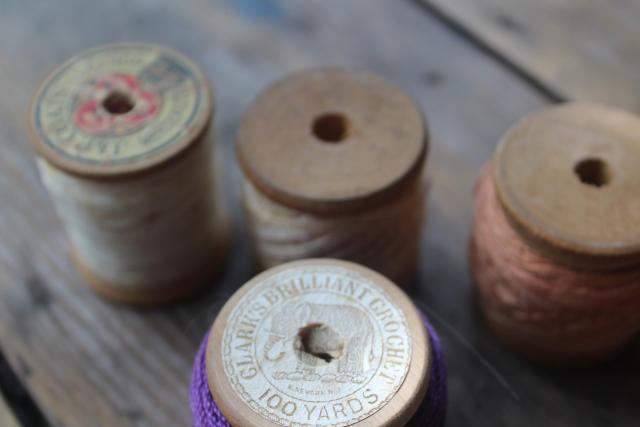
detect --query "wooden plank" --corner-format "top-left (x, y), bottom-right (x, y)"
top-left (419, 0), bottom-right (640, 111)
top-left (0, 394), bottom-right (21, 427)
top-left (0, 0), bottom-right (637, 426)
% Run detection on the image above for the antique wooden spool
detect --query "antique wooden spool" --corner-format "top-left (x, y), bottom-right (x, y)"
top-left (236, 68), bottom-right (429, 286)
top-left (480, 102), bottom-right (640, 363)
top-left (28, 43), bottom-right (229, 305)
top-left (495, 103), bottom-right (640, 270)
top-left (206, 259), bottom-right (431, 426)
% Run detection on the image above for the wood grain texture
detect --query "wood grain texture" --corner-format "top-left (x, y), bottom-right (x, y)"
top-left (0, 0), bottom-right (637, 426)
top-left (420, 0), bottom-right (640, 111)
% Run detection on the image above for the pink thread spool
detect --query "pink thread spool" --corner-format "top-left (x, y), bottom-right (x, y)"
top-left (471, 103), bottom-right (640, 365)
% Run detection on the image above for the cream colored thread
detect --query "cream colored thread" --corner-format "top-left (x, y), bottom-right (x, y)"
top-left (38, 138), bottom-right (225, 290)
top-left (242, 174), bottom-right (426, 284)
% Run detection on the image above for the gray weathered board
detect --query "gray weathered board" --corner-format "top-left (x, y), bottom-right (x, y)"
top-left (0, 0), bottom-right (637, 426)
top-left (421, 0), bottom-right (640, 111)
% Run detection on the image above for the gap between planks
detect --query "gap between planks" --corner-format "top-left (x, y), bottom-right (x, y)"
top-left (417, 0), bottom-right (640, 111)
top-left (0, 349), bottom-right (49, 427)
top-left (413, 0), bottom-right (565, 103)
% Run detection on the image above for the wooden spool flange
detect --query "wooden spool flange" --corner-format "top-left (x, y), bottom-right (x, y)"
top-left (236, 68), bottom-right (428, 214)
top-left (29, 43), bottom-right (213, 178)
top-left (28, 43), bottom-right (230, 304)
top-left (206, 259), bottom-right (430, 426)
top-left (494, 103), bottom-right (640, 270)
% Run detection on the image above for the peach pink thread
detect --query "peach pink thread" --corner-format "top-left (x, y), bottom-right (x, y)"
top-left (470, 164), bottom-right (640, 362)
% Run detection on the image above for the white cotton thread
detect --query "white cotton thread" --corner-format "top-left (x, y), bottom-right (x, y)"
top-left (242, 172), bottom-right (427, 285)
top-left (38, 138), bottom-right (226, 292)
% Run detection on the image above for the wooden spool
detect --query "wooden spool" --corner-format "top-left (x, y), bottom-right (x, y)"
top-left (206, 259), bottom-right (430, 426)
top-left (495, 103), bottom-right (640, 270)
top-left (28, 43), bottom-right (230, 305)
top-left (487, 102), bottom-right (640, 362)
top-left (236, 68), bottom-right (428, 285)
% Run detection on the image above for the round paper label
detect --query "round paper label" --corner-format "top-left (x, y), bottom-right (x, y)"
top-left (32, 44), bottom-right (208, 167)
top-left (219, 265), bottom-right (412, 426)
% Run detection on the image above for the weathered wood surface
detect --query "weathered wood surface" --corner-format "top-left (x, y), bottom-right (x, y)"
top-left (420, 0), bottom-right (640, 111)
top-left (0, 0), bottom-right (638, 426)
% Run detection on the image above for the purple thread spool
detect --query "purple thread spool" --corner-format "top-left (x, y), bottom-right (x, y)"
top-left (190, 260), bottom-right (447, 426)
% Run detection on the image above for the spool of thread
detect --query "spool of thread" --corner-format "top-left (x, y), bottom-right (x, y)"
top-left (471, 103), bottom-right (640, 364)
top-left (190, 259), bottom-right (447, 427)
top-left (28, 43), bottom-right (230, 305)
top-left (236, 69), bottom-right (428, 286)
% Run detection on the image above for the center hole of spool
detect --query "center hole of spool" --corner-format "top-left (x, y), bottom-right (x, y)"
top-left (297, 323), bottom-right (344, 363)
top-left (574, 158), bottom-right (610, 187)
top-left (312, 112), bottom-right (350, 143)
top-left (102, 90), bottom-right (135, 115)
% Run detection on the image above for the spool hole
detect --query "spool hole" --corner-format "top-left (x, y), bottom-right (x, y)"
top-left (312, 113), bottom-right (349, 143)
top-left (574, 158), bottom-right (610, 187)
top-left (102, 90), bottom-right (135, 115)
top-left (297, 323), bottom-right (344, 363)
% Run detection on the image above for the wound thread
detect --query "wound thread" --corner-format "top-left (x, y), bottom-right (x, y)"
top-left (471, 164), bottom-right (640, 362)
top-left (243, 175), bottom-right (427, 286)
top-left (38, 137), bottom-right (228, 300)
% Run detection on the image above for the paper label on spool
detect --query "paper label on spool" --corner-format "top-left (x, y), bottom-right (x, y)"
top-left (33, 44), bottom-right (207, 166)
top-left (220, 265), bottom-right (412, 426)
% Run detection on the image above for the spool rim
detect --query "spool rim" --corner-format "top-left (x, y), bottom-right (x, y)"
top-left (236, 68), bottom-right (429, 214)
top-left (494, 102), bottom-right (640, 268)
top-left (28, 42), bottom-right (213, 179)
top-left (206, 259), bottom-right (430, 426)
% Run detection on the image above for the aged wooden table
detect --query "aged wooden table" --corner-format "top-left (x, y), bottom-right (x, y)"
top-left (0, 0), bottom-right (638, 426)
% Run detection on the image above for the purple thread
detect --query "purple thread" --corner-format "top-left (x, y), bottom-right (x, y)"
top-left (190, 311), bottom-right (447, 427)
